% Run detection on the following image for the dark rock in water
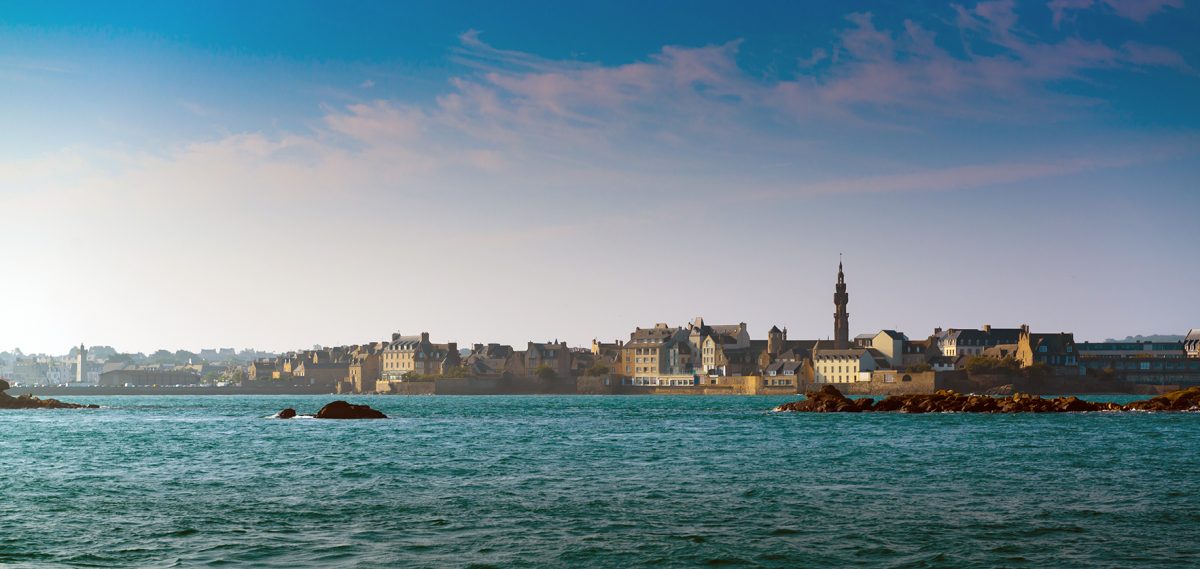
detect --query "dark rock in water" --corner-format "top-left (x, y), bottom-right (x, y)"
top-left (774, 385), bottom-right (852, 413)
top-left (0, 380), bottom-right (93, 410)
top-left (774, 387), bottom-right (1184, 413)
top-left (277, 408), bottom-right (297, 419)
top-left (314, 400), bottom-right (387, 419)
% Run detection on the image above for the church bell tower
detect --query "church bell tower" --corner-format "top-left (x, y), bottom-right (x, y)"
top-left (833, 259), bottom-right (849, 349)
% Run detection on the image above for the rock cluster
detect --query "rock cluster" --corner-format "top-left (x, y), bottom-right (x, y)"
top-left (1125, 386), bottom-right (1200, 411)
top-left (275, 401), bottom-right (387, 419)
top-left (0, 379), bottom-right (99, 410)
top-left (775, 385), bottom-right (1200, 413)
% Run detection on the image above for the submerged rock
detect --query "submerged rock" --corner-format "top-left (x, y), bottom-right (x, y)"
top-left (0, 380), bottom-right (97, 410)
top-left (314, 400), bottom-right (387, 419)
top-left (277, 408), bottom-right (297, 419)
top-left (773, 387), bottom-right (1182, 413)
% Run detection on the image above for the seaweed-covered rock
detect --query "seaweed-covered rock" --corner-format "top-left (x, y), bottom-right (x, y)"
top-left (277, 408), bottom-right (297, 419)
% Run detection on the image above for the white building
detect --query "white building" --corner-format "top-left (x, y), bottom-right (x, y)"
top-left (812, 345), bottom-right (890, 384)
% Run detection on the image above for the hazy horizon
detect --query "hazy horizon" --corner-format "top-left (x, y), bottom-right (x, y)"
top-left (4, 0), bottom-right (1198, 354)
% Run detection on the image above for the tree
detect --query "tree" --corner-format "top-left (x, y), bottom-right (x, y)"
top-left (534, 365), bottom-right (557, 381)
top-left (585, 363), bottom-right (611, 377)
top-left (107, 353), bottom-right (134, 364)
top-left (904, 363), bottom-right (932, 373)
top-left (1023, 362), bottom-right (1052, 380)
top-left (964, 356), bottom-right (1021, 376)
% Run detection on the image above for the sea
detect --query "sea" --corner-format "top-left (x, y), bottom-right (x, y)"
top-left (1, 394), bottom-right (1197, 568)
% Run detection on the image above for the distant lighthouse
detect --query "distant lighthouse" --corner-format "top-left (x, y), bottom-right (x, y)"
top-left (76, 343), bottom-right (87, 384)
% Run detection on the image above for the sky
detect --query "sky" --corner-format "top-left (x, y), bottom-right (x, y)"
top-left (1, 0), bottom-right (1198, 355)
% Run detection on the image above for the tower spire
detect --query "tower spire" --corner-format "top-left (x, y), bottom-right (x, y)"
top-left (833, 258), bottom-right (849, 349)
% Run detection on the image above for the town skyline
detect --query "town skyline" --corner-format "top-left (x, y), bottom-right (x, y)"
top-left (4, 259), bottom-right (1195, 356)
top-left (3, 1), bottom-right (1198, 354)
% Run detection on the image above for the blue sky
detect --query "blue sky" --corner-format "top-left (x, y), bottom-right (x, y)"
top-left (2, 0), bottom-right (1198, 354)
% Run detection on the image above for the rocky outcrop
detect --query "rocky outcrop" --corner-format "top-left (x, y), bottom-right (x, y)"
top-left (0, 380), bottom-right (99, 410)
top-left (277, 408), bottom-right (297, 419)
top-left (313, 400), bottom-right (387, 419)
top-left (773, 385), bottom-right (1195, 413)
top-left (1124, 386), bottom-right (1200, 411)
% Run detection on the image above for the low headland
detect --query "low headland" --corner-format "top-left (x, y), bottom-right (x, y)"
top-left (0, 379), bottom-right (98, 410)
top-left (775, 384), bottom-right (1200, 413)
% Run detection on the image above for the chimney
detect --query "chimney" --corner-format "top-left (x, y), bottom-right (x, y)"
top-left (1021, 324), bottom-right (1030, 334)
top-left (392, 332), bottom-right (401, 342)
top-left (420, 332), bottom-right (430, 343)
top-left (474, 344), bottom-right (482, 352)
top-left (983, 324), bottom-right (991, 333)
top-left (934, 327), bottom-right (942, 335)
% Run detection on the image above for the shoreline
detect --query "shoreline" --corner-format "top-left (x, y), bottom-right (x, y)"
top-left (9, 386), bottom-right (1150, 398)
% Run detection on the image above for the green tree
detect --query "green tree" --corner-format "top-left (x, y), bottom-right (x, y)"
top-left (534, 365), bottom-right (557, 381)
top-left (904, 362), bottom-right (932, 373)
top-left (585, 363), bottom-right (611, 377)
top-left (964, 356), bottom-right (1021, 376)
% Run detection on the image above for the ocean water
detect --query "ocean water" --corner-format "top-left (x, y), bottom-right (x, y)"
top-left (1, 395), bottom-right (1198, 568)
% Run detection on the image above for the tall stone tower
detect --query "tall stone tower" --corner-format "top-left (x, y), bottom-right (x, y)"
top-left (76, 343), bottom-right (87, 383)
top-left (833, 261), bottom-right (849, 349)
top-left (768, 325), bottom-right (785, 356)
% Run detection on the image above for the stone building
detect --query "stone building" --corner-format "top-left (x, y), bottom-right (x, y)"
top-left (1015, 330), bottom-right (1078, 372)
top-left (347, 345), bottom-right (383, 393)
top-left (463, 343), bottom-right (515, 376)
top-left (935, 325), bottom-right (1027, 360)
top-left (525, 341), bottom-right (572, 379)
top-left (380, 332), bottom-right (459, 379)
top-left (624, 321), bottom-right (691, 379)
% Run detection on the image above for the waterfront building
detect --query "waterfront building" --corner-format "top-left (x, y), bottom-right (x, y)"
top-left (900, 337), bottom-right (937, 369)
top-left (525, 341), bottom-right (572, 379)
top-left (853, 330), bottom-right (909, 368)
top-left (1185, 329), bottom-right (1200, 358)
top-left (934, 325), bottom-right (1027, 360)
top-left (1076, 339), bottom-right (1200, 386)
top-left (463, 343), bottom-right (515, 376)
top-left (99, 368), bottom-right (201, 387)
top-left (621, 323), bottom-right (693, 383)
top-left (811, 342), bottom-right (889, 384)
top-left (292, 359), bottom-right (350, 387)
top-left (247, 359), bottom-right (277, 382)
top-left (380, 332), bottom-right (459, 379)
top-left (1015, 330), bottom-right (1079, 372)
top-left (1077, 341), bottom-right (1185, 359)
top-left (347, 346), bottom-right (383, 393)
top-left (688, 318), bottom-right (750, 374)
